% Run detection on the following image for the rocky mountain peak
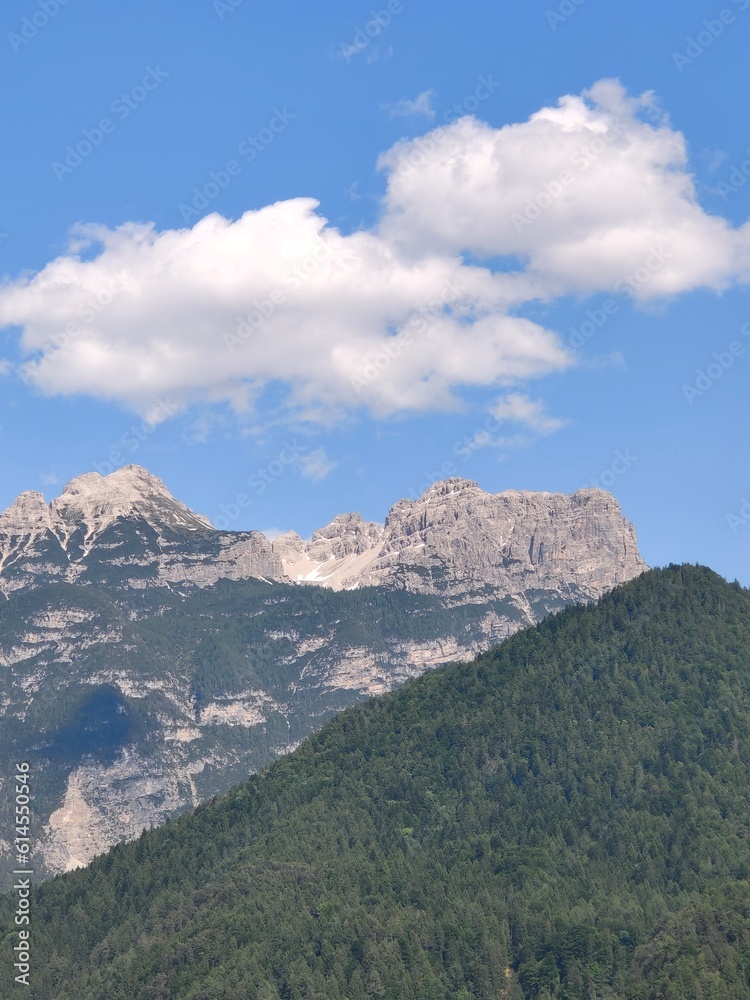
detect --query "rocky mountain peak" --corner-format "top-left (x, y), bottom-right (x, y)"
top-left (0, 468), bottom-right (646, 601)
top-left (422, 477), bottom-right (480, 498)
top-left (0, 466), bottom-right (235, 592)
top-left (308, 513), bottom-right (385, 561)
top-left (0, 490), bottom-right (51, 530)
top-left (50, 465), bottom-right (214, 536)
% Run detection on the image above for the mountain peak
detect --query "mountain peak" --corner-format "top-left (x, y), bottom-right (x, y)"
top-left (51, 464), bottom-right (213, 536)
top-left (62, 464), bottom-right (164, 495)
top-left (0, 465), bottom-right (646, 600)
top-left (420, 477), bottom-right (480, 499)
top-left (0, 465), bottom-right (215, 586)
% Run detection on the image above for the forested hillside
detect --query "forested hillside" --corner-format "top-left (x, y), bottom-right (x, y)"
top-left (3, 565), bottom-right (750, 999)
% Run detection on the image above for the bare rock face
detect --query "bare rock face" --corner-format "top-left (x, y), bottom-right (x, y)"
top-left (0, 467), bottom-right (644, 602)
top-left (366, 478), bottom-right (645, 598)
top-left (51, 465), bottom-right (214, 538)
top-left (0, 465), bottom-right (648, 881)
top-left (307, 513), bottom-right (385, 562)
top-left (0, 465), bottom-right (283, 592)
top-left (276, 477), bottom-right (646, 602)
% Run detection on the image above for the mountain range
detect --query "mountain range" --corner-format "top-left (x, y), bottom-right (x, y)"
top-left (0, 466), bottom-right (646, 878)
top-left (5, 565), bottom-right (749, 999)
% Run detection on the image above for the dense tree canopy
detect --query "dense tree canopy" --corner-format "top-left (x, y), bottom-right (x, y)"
top-left (2, 565), bottom-right (749, 999)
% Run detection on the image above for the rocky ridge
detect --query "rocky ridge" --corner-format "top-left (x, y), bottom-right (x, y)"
top-left (274, 477), bottom-right (645, 599)
top-left (0, 466), bottom-right (647, 879)
top-left (0, 465), bottom-right (645, 601)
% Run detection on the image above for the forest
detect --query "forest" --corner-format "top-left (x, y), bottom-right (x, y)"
top-left (2, 564), bottom-right (749, 999)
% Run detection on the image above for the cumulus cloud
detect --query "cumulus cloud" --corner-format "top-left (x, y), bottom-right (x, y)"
top-left (489, 393), bottom-right (568, 435)
top-left (1, 79), bottom-right (748, 426)
top-left (0, 199), bottom-right (566, 419)
top-left (379, 78), bottom-right (750, 298)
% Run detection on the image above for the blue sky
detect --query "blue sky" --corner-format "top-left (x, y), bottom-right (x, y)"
top-left (0, 0), bottom-right (748, 583)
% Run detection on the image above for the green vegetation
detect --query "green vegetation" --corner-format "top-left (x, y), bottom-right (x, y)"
top-left (0, 576), bottom-right (521, 883)
top-left (2, 565), bottom-right (750, 998)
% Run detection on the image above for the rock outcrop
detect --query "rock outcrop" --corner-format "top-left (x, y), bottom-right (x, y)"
top-left (275, 477), bottom-right (645, 601)
top-left (0, 467), bottom-right (645, 602)
top-left (0, 465), bottom-right (283, 593)
top-left (0, 465), bottom-right (647, 880)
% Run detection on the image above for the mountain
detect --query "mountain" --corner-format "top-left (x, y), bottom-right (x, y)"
top-left (5, 566), bottom-right (750, 1000)
top-left (0, 466), bottom-right (644, 597)
top-left (274, 477), bottom-right (644, 597)
top-left (0, 467), bottom-right (645, 879)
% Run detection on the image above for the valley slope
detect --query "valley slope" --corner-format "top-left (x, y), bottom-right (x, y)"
top-left (0, 466), bottom-right (645, 878)
top-left (4, 566), bottom-right (750, 999)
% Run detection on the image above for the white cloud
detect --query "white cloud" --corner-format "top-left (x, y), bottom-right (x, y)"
top-left (0, 199), bottom-right (566, 419)
top-left (378, 79), bottom-right (750, 299)
top-left (383, 90), bottom-right (435, 119)
top-left (1, 79), bottom-right (748, 428)
top-left (489, 393), bottom-right (567, 435)
top-left (297, 447), bottom-right (337, 481)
